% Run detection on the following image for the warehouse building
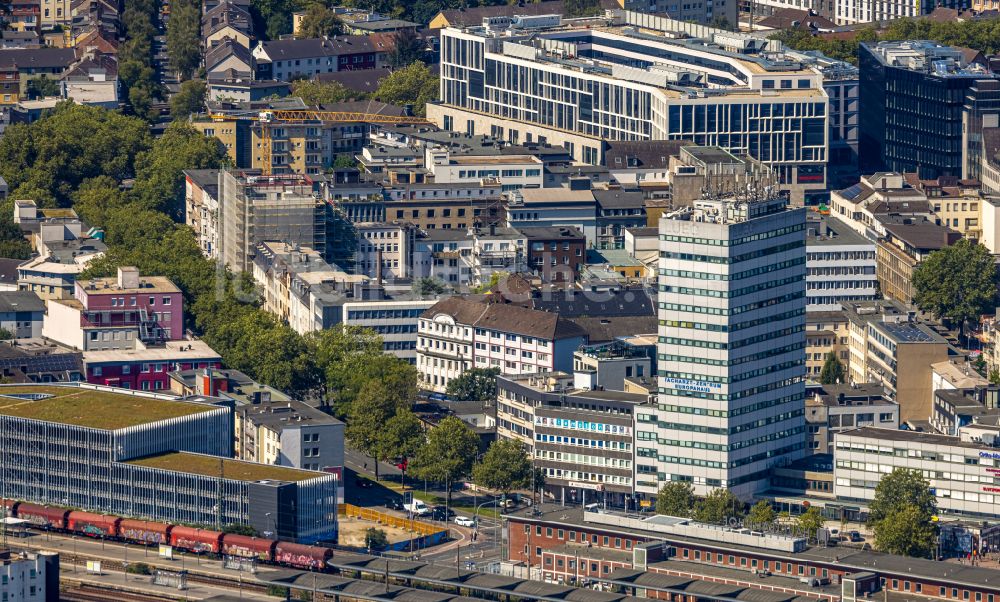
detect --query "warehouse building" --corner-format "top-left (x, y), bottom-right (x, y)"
top-left (0, 383), bottom-right (337, 543)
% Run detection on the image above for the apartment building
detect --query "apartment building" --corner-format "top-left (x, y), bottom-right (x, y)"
top-left (184, 169), bottom-right (221, 259)
top-left (594, 188), bottom-right (645, 250)
top-left (496, 372), bottom-right (643, 506)
top-left (432, 12), bottom-right (830, 204)
top-left (805, 383), bottom-right (898, 454)
top-left (931, 384), bottom-right (1000, 436)
top-left (860, 41), bottom-right (998, 179)
top-left (835, 427), bottom-right (1000, 518)
top-left (805, 214), bottom-right (877, 311)
top-left (42, 268), bottom-right (183, 351)
top-left (251, 242), bottom-right (365, 335)
top-left (829, 172), bottom-right (931, 239)
top-left (0, 551), bottom-right (57, 602)
top-left (805, 311), bottom-right (849, 380)
top-left (218, 170), bottom-right (327, 273)
top-left (836, 0), bottom-right (966, 26)
top-left (416, 296), bottom-right (587, 392)
top-left (572, 341), bottom-right (653, 392)
top-left (506, 186), bottom-right (598, 246)
top-left (252, 36), bottom-right (382, 80)
top-left (864, 318), bottom-right (949, 422)
top-left (342, 290), bottom-right (439, 363)
top-left (876, 219), bottom-right (960, 305)
top-left (425, 149), bottom-right (544, 191)
top-left (520, 226), bottom-right (586, 283)
top-left (913, 175), bottom-right (986, 240)
top-left (381, 182), bottom-right (504, 231)
top-left (354, 221), bottom-right (417, 281)
top-left (644, 193), bottom-right (807, 500)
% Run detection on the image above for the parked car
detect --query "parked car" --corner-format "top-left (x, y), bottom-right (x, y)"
top-left (455, 516), bottom-right (476, 527)
top-left (355, 477), bottom-right (373, 489)
top-left (431, 506), bottom-right (456, 521)
top-left (384, 498), bottom-right (404, 511)
top-left (847, 530), bottom-right (864, 542)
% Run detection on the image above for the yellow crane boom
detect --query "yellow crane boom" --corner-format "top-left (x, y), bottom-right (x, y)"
top-left (208, 110), bottom-right (433, 176)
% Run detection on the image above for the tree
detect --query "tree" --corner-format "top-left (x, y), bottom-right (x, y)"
top-left (378, 409), bottom-right (425, 487)
top-left (0, 328), bottom-right (14, 341)
top-left (251, 0), bottom-right (298, 40)
top-left (374, 62), bottom-right (438, 116)
top-left (167, 0), bottom-right (202, 80)
top-left (387, 28), bottom-right (426, 68)
top-left (364, 527), bottom-right (389, 550)
top-left (871, 504), bottom-right (938, 558)
top-left (867, 468), bottom-right (937, 525)
top-left (563, 0), bottom-right (602, 18)
top-left (346, 381), bottom-right (398, 480)
top-left (296, 3), bottom-right (343, 39)
top-left (693, 489), bottom-right (743, 524)
top-left (913, 239), bottom-right (997, 333)
top-left (819, 352), bottom-right (845, 385)
top-left (472, 438), bottom-right (532, 500)
top-left (446, 367), bottom-right (500, 401)
top-left (331, 155), bottom-right (358, 169)
top-left (291, 79), bottom-right (364, 105)
top-left (171, 79), bottom-right (207, 119)
top-left (26, 75), bottom-right (60, 100)
top-left (414, 277), bottom-right (448, 296)
top-left (131, 121), bottom-right (228, 217)
top-left (867, 468), bottom-right (938, 557)
top-left (655, 482), bottom-right (694, 517)
top-left (747, 500), bottom-right (776, 528)
top-left (409, 416), bottom-right (479, 503)
top-left (991, 367), bottom-right (1000, 385)
top-left (796, 507), bottom-right (825, 541)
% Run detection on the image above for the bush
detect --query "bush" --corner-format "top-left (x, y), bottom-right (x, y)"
top-left (126, 562), bottom-right (152, 575)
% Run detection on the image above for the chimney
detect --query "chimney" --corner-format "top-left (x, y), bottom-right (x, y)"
top-left (117, 266), bottom-right (140, 290)
top-left (200, 367), bottom-right (215, 396)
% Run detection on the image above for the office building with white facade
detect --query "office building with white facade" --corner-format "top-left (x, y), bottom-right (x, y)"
top-left (835, 427), bottom-right (1000, 518)
top-left (638, 193), bottom-right (807, 500)
top-left (805, 215), bottom-right (877, 311)
top-left (430, 11), bottom-right (830, 203)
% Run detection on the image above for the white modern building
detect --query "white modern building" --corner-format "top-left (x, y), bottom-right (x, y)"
top-left (431, 12), bottom-right (830, 203)
top-left (0, 551), bottom-right (57, 602)
top-left (416, 296), bottom-right (587, 392)
top-left (425, 148), bottom-right (544, 190)
top-left (354, 221), bottom-right (418, 281)
top-left (805, 215), bottom-right (878, 311)
top-left (835, 427), bottom-right (1000, 518)
top-left (639, 193), bottom-right (807, 500)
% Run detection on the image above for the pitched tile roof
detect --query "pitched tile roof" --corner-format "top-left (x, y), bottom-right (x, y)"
top-left (257, 36), bottom-right (376, 62)
top-left (422, 296), bottom-right (587, 340)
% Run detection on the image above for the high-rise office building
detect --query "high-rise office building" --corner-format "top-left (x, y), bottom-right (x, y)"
top-left (859, 41), bottom-right (998, 179)
top-left (636, 192), bottom-right (807, 501)
top-left (431, 11), bottom-right (830, 204)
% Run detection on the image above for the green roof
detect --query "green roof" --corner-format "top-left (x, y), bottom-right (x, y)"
top-left (127, 452), bottom-right (322, 482)
top-left (0, 385), bottom-right (217, 430)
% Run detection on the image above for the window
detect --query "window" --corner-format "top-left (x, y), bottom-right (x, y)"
top-left (162, 297), bottom-right (171, 305)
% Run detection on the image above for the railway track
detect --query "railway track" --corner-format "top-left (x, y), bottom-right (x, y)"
top-left (60, 583), bottom-right (176, 602)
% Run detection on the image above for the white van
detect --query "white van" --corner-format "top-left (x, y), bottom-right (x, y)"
top-left (404, 500), bottom-right (430, 516)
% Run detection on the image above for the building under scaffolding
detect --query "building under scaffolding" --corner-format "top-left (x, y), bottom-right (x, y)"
top-left (218, 170), bottom-right (328, 273)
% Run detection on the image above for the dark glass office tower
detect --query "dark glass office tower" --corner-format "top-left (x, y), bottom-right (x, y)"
top-left (859, 41), bottom-right (997, 179)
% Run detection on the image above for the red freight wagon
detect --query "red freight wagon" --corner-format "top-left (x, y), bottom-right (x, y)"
top-left (221, 534), bottom-right (277, 561)
top-left (170, 526), bottom-right (224, 554)
top-left (119, 519), bottom-right (172, 544)
top-left (67, 511), bottom-right (121, 537)
top-left (14, 503), bottom-right (68, 529)
top-left (274, 542), bottom-right (332, 570)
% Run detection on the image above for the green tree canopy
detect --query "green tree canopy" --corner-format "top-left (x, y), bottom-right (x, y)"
top-left (346, 381), bottom-right (398, 480)
top-left (446, 367), bottom-right (500, 401)
top-left (563, 0), bottom-right (603, 17)
top-left (410, 416), bottom-right (479, 502)
top-left (819, 352), bottom-right (845, 385)
top-left (295, 3), bottom-right (344, 38)
top-left (387, 28), bottom-right (426, 68)
top-left (867, 468), bottom-right (938, 557)
top-left (472, 438), bottom-right (532, 498)
top-left (913, 239), bottom-right (997, 331)
top-left (171, 79), bottom-right (208, 119)
top-left (26, 75), bottom-right (60, 100)
top-left (796, 507), bottom-right (825, 541)
top-left (291, 79), bottom-right (365, 105)
top-left (747, 500), bottom-right (777, 528)
top-left (0, 102), bottom-right (151, 207)
top-left (364, 527), bottom-right (389, 550)
top-left (167, 0), bottom-right (202, 79)
top-left (379, 409), bottom-right (425, 466)
top-left (693, 489), bottom-right (744, 524)
top-left (374, 62), bottom-right (438, 116)
top-left (655, 481), bottom-right (694, 517)
top-left (871, 504), bottom-right (938, 558)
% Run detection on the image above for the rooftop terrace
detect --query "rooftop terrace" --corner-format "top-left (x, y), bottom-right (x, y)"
top-left (128, 451), bottom-right (323, 482)
top-left (0, 385), bottom-right (216, 430)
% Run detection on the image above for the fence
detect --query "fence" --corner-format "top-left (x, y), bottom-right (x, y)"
top-left (338, 503), bottom-right (445, 537)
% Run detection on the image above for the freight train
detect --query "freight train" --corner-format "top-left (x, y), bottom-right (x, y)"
top-left (2, 500), bottom-right (333, 570)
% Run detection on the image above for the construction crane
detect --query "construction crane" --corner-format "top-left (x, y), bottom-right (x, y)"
top-left (208, 110), bottom-right (434, 176)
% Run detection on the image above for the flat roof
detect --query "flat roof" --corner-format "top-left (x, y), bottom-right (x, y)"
top-left (806, 215), bottom-right (872, 247)
top-left (875, 321), bottom-right (945, 344)
top-left (83, 339), bottom-right (221, 364)
top-left (837, 426), bottom-right (992, 450)
top-left (127, 451), bottom-right (322, 482)
top-left (0, 385), bottom-right (216, 430)
top-left (77, 275), bottom-right (181, 294)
